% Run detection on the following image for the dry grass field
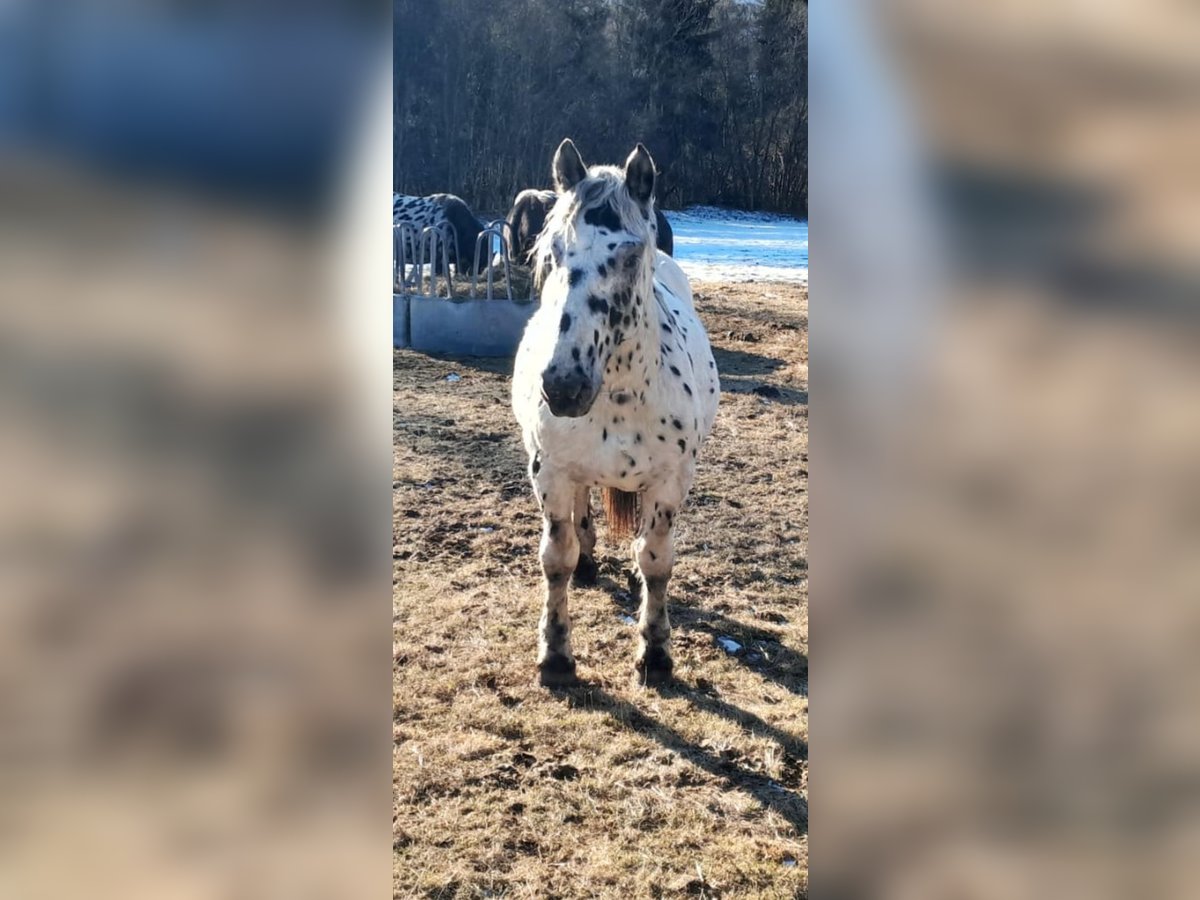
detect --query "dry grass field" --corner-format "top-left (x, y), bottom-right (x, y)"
top-left (393, 281), bottom-right (808, 899)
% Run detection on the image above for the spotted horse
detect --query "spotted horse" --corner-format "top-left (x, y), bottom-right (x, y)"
top-left (512, 139), bottom-right (719, 686)
top-left (393, 192), bottom-right (489, 276)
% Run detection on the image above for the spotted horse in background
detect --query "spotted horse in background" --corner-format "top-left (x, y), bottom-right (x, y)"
top-left (512, 139), bottom-right (718, 687)
top-left (393, 192), bottom-right (490, 276)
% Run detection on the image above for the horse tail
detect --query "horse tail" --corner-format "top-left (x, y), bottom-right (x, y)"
top-left (603, 488), bottom-right (639, 541)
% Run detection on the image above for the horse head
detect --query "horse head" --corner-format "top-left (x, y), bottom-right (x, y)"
top-left (534, 139), bottom-right (659, 418)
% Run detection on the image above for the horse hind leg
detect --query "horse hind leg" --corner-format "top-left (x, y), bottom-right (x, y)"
top-left (532, 463), bottom-right (579, 686)
top-left (632, 487), bottom-right (682, 685)
top-left (572, 485), bottom-right (598, 586)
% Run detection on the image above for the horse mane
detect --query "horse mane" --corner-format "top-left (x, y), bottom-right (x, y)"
top-left (603, 487), bottom-right (639, 541)
top-left (532, 167), bottom-right (655, 289)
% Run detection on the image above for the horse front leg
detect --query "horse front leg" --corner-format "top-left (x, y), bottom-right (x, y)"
top-left (633, 486), bottom-right (684, 685)
top-left (531, 460), bottom-right (579, 686)
top-left (572, 484), bottom-right (598, 586)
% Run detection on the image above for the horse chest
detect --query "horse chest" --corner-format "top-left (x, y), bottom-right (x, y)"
top-left (556, 414), bottom-right (672, 491)
top-left (535, 375), bottom-right (701, 490)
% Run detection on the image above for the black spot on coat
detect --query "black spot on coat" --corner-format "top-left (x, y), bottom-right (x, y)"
top-left (584, 201), bottom-right (622, 232)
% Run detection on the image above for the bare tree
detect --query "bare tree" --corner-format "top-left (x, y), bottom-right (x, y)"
top-left (394, 0), bottom-right (806, 216)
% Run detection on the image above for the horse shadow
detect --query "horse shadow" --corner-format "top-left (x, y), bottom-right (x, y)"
top-left (674, 606), bottom-right (808, 695)
top-left (710, 346), bottom-right (785, 377)
top-left (722, 382), bottom-right (807, 406)
top-left (654, 679), bottom-right (807, 762)
top-left (596, 566), bottom-right (807, 697)
top-left (710, 347), bottom-right (806, 407)
top-left (546, 680), bottom-right (807, 837)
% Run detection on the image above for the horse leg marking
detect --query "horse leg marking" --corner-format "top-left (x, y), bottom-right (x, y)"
top-left (633, 488), bottom-right (681, 684)
top-left (572, 484), bottom-right (598, 586)
top-left (536, 474), bottom-right (578, 685)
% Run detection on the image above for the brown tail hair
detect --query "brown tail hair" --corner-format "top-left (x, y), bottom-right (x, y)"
top-left (602, 488), bottom-right (639, 541)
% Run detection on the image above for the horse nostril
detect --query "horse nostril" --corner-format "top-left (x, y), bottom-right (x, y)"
top-left (541, 367), bottom-right (593, 416)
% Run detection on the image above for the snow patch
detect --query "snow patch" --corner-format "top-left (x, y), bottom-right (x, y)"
top-left (665, 206), bottom-right (807, 284)
top-left (716, 636), bottom-right (743, 655)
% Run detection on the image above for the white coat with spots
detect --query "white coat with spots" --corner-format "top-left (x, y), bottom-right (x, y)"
top-left (393, 192), bottom-right (488, 275)
top-left (512, 139), bottom-right (719, 686)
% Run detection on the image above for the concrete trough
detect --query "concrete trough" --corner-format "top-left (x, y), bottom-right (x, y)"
top-left (407, 296), bottom-right (538, 357)
top-left (393, 293), bottom-right (411, 348)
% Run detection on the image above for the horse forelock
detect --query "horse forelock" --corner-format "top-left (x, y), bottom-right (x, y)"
top-left (533, 166), bottom-right (655, 289)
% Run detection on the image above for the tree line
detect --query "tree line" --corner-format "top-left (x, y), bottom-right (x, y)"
top-left (394, 0), bottom-right (807, 217)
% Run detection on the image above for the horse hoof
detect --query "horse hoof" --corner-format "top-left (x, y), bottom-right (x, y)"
top-left (538, 654), bottom-right (577, 687)
top-left (572, 554), bottom-right (598, 586)
top-left (635, 646), bottom-right (674, 685)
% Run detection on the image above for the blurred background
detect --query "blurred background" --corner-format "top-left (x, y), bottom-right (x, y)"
top-left (814, 1), bottom-right (1200, 897)
top-left (0, 2), bottom-right (390, 898)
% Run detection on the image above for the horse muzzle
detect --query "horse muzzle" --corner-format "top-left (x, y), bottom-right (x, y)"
top-left (541, 370), bottom-right (597, 418)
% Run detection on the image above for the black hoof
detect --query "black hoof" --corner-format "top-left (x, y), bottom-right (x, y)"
top-left (635, 645), bottom-right (674, 685)
top-left (538, 654), bottom-right (577, 687)
top-left (572, 554), bottom-right (598, 586)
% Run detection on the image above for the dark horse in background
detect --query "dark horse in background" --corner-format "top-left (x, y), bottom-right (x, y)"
top-left (504, 187), bottom-right (674, 266)
top-left (393, 193), bottom-right (490, 276)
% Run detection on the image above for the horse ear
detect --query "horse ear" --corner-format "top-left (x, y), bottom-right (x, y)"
top-left (624, 143), bottom-right (655, 207)
top-left (553, 139), bottom-right (587, 193)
